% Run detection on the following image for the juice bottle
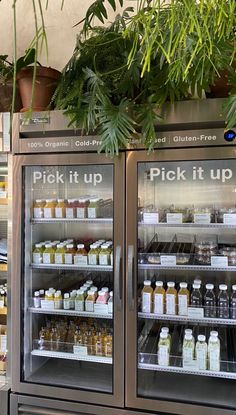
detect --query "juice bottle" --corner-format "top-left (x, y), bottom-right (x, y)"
top-left (101, 287), bottom-right (109, 302)
top-left (88, 244), bottom-right (99, 265)
top-left (94, 332), bottom-right (103, 356)
top-left (63, 293), bottom-right (71, 310)
top-left (75, 289), bottom-right (85, 311)
top-left (43, 243), bottom-right (55, 264)
top-left (44, 199), bottom-right (56, 218)
top-left (33, 199), bottom-right (45, 219)
top-left (218, 284), bottom-right (229, 319)
top-left (55, 244), bottom-right (66, 264)
top-left (208, 333), bottom-right (220, 371)
top-left (55, 199), bottom-right (66, 218)
top-left (85, 290), bottom-right (95, 312)
top-left (204, 283), bottom-right (216, 318)
top-left (32, 243), bottom-right (43, 264)
top-left (38, 327), bottom-right (47, 350)
top-left (182, 333), bottom-right (195, 368)
top-left (158, 332), bottom-right (170, 366)
top-left (108, 291), bottom-right (113, 313)
top-left (178, 282), bottom-right (189, 316)
top-left (231, 285), bottom-right (236, 319)
top-left (64, 244), bottom-right (76, 265)
top-left (99, 245), bottom-right (110, 266)
top-left (196, 334), bottom-right (207, 370)
top-left (96, 291), bottom-right (107, 304)
top-left (166, 282), bottom-right (177, 315)
top-left (33, 291), bottom-right (41, 308)
top-left (66, 199), bottom-right (75, 219)
top-left (39, 289), bottom-right (45, 298)
top-left (104, 333), bottom-right (113, 357)
top-left (160, 327), bottom-right (171, 352)
top-left (77, 197), bottom-right (89, 219)
top-left (54, 291), bottom-right (63, 309)
top-left (90, 286), bottom-right (98, 299)
top-left (191, 283), bottom-right (202, 307)
top-left (88, 197), bottom-right (100, 219)
top-left (74, 244), bottom-right (88, 265)
top-left (45, 290), bottom-right (54, 301)
top-left (154, 281), bottom-right (165, 315)
top-left (141, 280), bottom-right (153, 313)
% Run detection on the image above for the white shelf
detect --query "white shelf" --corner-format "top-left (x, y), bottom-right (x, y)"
top-left (29, 307), bottom-right (113, 319)
top-left (31, 349), bottom-right (112, 364)
top-left (138, 312), bottom-right (236, 326)
top-left (138, 263), bottom-right (236, 272)
top-left (32, 218), bottom-right (113, 224)
top-left (138, 222), bottom-right (236, 229)
top-left (31, 263), bottom-right (112, 272)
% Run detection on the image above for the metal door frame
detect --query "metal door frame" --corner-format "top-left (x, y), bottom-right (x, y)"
top-left (11, 152), bottom-right (125, 407)
top-left (126, 146), bottom-right (236, 415)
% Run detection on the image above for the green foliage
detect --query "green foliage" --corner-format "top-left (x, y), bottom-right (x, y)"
top-left (0, 55), bottom-right (13, 85)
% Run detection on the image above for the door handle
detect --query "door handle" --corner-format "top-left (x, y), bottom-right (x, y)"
top-left (128, 245), bottom-right (135, 311)
top-left (114, 245), bottom-right (122, 311)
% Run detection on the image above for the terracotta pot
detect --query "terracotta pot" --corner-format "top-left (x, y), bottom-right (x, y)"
top-left (0, 81), bottom-right (22, 112)
top-left (17, 66), bottom-right (61, 112)
top-left (206, 70), bottom-right (232, 98)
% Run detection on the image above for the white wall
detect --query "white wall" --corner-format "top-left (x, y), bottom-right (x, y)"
top-left (0, 0), bottom-right (125, 70)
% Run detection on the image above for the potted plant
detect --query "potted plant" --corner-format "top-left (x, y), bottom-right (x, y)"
top-left (0, 55), bottom-right (22, 112)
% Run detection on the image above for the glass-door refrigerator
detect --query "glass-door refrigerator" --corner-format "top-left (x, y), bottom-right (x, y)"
top-left (11, 147), bottom-right (125, 406)
top-left (126, 111), bottom-right (236, 414)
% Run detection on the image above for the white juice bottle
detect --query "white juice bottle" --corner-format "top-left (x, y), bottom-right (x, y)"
top-left (182, 333), bottom-right (195, 368)
top-left (208, 333), bottom-right (220, 372)
top-left (196, 334), bottom-right (207, 370)
top-left (158, 332), bottom-right (170, 366)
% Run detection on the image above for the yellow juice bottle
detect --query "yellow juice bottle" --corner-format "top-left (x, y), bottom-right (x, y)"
top-left (166, 282), bottom-right (177, 315)
top-left (43, 243), bottom-right (55, 264)
top-left (153, 281), bottom-right (165, 315)
top-left (142, 280), bottom-right (153, 313)
top-left (55, 244), bottom-right (65, 264)
top-left (178, 282), bottom-right (189, 316)
top-left (44, 199), bottom-right (56, 219)
top-left (33, 199), bottom-right (45, 219)
top-left (55, 199), bottom-right (66, 218)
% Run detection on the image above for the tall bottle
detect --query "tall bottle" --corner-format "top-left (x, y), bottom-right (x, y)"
top-left (204, 283), bottom-right (216, 318)
top-left (218, 284), bottom-right (229, 319)
top-left (160, 327), bottom-right (171, 352)
top-left (208, 333), bottom-right (220, 371)
top-left (141, 280), bottom-right (153, 313)
top-left (178, 282), bottom-right (189, 316)
top-left (196, 334), bottom-right (207, 370)
top-left (182, 333), bottom-right (195, 368)
top-left (166, 282), bottom-right (177, 315)
top-left (231, 285), bottom-right (236, 319)
top-left (191, 283), bottom-right (202, 307)
top-left (158, 332), bottom-right (170, 366)
top-left (153, 281), bottom-right (165, 315)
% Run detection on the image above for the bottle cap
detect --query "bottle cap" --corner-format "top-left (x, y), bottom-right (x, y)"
top-left (35, 243), bottom-right (43, 248)
top-left (77, 289), bottom-right (85, 295)
top-left (185, 333), bottom-right (192, 340)
top-left (160, 332), bottom-right (168, 339)
top-left (66, 244), bottom-right (74, 249)
top-left (232, 285), bottom-right (236, 291)
top-left (192, 283), bottom-right (200, 289)
top-left (34, 291), bottom-right (40, 296)
top-left (194, 279), bottom-right (202, 285)
top-left (144, 280), bottom-right (151, 286)
top-left (185, 329), bottom-right (192, 335)
top-left (102, 287), bottom-right (109, 292)
top-left (39, 289), bottom-right (44, 294)
top-left (167, 282), bottom-right (175, 288)
top-left (210, 331), bottom-right (218, 337)
top-left (56, 290), bottom-right (61, 295)
top-left (67, 199), bottom-right (74, 203)
top-left (52, 240), bottom-right (60, 244)
top-left (101, 245), bottom-right (108, 250)
top-left (90, 198), bottom-right (100, 202)
top-left (55, 292), bottom-right (61, 298)
top-left (45, 199), bottom-right (53, 203)
top-left (155, 281), bottom-right (163, 287)
top-left (86, 280), bottom-right (93, 285)
top-left (198, 335), bottom-right (206, 342)
top-left (161, 327), bottom-right (169, 333)
top-left (109, 291), bottom-right (113, 297)
top-left (90, 286), bottom-right (98, 292)
top-left (49, 288), bottom-right (55, 292)
top-left (35, 199), bottom-right (43, 203)
top-left (87, 290), bottom-right (94, 296)
top-left (98, 290), bottom-right (105, 296)
top-left (56, 244), bottom-right (63, 249)
top-left (45, 243), bottom-right (52, 248)
top-left (57, 199), bottom-right (64, 203)
top-left (77, 244), bottom-right (85, 249)
top-left (219, 284), bottom-right (227, 290)
top-left (179, 282), bottom-right (187, 289)
top-left (206, 283), bottom-right (214, 290)
top-left (64, 293), bottom-right (69, 298)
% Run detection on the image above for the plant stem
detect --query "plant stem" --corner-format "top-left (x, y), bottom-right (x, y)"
top-left (11, 0), bottom-right (17, 122)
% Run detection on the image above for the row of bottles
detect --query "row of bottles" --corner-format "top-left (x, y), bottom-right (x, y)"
top-left (33, 239), bottom-right (113, 266)
top-left (158, 327), bottom-right (220, 371)
top-left (142, 280), bottom-right (236, 319)
top-left (38, 319), bottom-right (113, 357)
top-left (0, 283), bottom-right (7, 308)
top-left (33, 198), bottom-right (113, 219)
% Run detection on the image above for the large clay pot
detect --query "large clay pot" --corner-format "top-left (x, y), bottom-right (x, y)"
top-left (17, 66), bottom-right (61, 112)
top-left (0, 81), bottom-right (22, 112)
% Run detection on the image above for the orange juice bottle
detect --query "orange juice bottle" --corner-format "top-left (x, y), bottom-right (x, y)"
top-left (85, 290), bottom-right (95, 312)
top-left (33, 199), bottom-right (45, 218)
top-left (64, 244), bottom-right (76, 265)
top-left (141, 280), bottom-right (153, 313)
top-left (55, 199), bottom-right (66, 218)
top-left (153, 281), bottom-right (165, 315)
top-left (166, 282), bottom-right (177, 315)
top-left (44, 199), bottom-right (56, 218)
top-left (74, 244), bottom-right (88, 265)
top-left (178, 282), bottom-right (189, 316)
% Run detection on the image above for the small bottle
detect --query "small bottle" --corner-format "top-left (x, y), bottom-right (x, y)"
top-left (94, 332), bottom-right (103, 356)
top-left (204, 283), bottom-right (216, 318)
top-left (166, 282), bottom-right (177, 315)
top-left (85, 290), bottom-right (95, 312)
top-left (161, 327), bottom-right (171, 352)
top-left (70, 290), bottom-right (77, 309)
top-left (54, 291), bottom-right (62, 309)
top-left (230, 285), bottom-right (236, 319)
top-left (218, 284), bottom-right (229, 319)
top-left (96, 291), bottom-right (107, 304)
top-left (74, 244), bottom-right (87, 265)
top-left (63, 293), bottom-right (71, 310)
top-left (32, 243), bottom-right (43, 264)
top-left (191, 283), bottom-right (202, 307)
top-left (55, 199), bottom-right (66, 218)
top-left (158, 332), bottom-right (170, 366)
top-left (196, 334), bottom-right (207, 370)
top-left (76, 197), bottom-right (89, 219)
top-left (208, 333), bottom-right (220, 371)
top-left (101, 287), bottom-right (109, 302)
top-left (66, 199), bottom-right (75, 219)
top-left (141, 280), bottom-right (153, 313)
top-left (88, 244), bottom-right (99, 265)
top-left (153, 281), bottom-right (165, 315)
top-left (182, 333), bottom-right (195, 368)
top-left (99, 245), bottom-right (110, 266)
top-left (88, 197), bottom-right (100, 219)
top-left (33, 291), bottom-right (41, 308)
top-left (210, 331), bottom-right (220, 347)
top-left (108, 291), bottom-right (113, 313)
top-left (43, 199), bottom-right (56, 218)
top-left (64, 244), bottom-right (75, 265)
top-left (39, 289), bottom-right (45, 298)
top-left (75, 289), bottom-right (85, 311)
top-left (178, 282), bottom-right (189, 316)
top-left (104, 333), bottom-right (112, 357)
top-left (193, 278), bottom-right (202, 286)
top-left (33, 199), bottom-right (45, 219)
top-left (43, 244), bottom-right (55, 264)
top-left (55, 244), bottom-right (65, 264)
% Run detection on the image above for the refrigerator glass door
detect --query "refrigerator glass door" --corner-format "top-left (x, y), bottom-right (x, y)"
top-left (126, 148), bottom-right (236, 413)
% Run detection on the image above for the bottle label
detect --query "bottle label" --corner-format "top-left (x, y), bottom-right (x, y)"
top-left (154, 293), bottom-right (164, 314)
top-left (77, 207), bottom-right (86, 219)
top-left (166, 294), bottom-right (176, 315)
top-left (88, 254), bottom-right (98, 265)
top-left (63, 300), bottom-right (70, 310)
top-left (196, 346), bottom-right (207, 370)
top-left (88, 207), bottom-right (98, 219)
top-left (43, 253), bottom-right (52, 264)
top-left (183, 346), bottom-right (194, 367)
top-left (0, 335), bottom-right (7, 353)
top-left (54, 299), bottom-right (62, 309)
top-left (65, 253), bottom-right (73, 265)
top-left (33, 297), bottom-right (41, 308)
top-left (33, 208), bottom-right (42, 219)
top-left (33, 253), bottom-right (42, 264)
top-left (66, 208), bottom-right (74, 219)
top-left (41, 300), bottom-right (55, 310)
top-left (108, 300), bottom-right (113, 314)
top-left (55, 207), bottom-right (63, 218)
top-left (178, 294), bottom-right (188, 316)
top-left (142, 292), bottom-right (152, 313)
top-left (55, 253), bottom-right (63, 264)
top-left (85, 300), bottom-right (94, 312)
top-left (99, 254), bottom-right (109, 265)
top-left (209, 348), bottom-right (220, 371)
top-left (158, 345), bottom-right (169, 366)
top-left (75, 300), bottom-right (84, 311)
top-left (44, 208), bottom-right (53, 219)
top-left (0, 300), bottom-right (4, 309)
top-left (74, 255), bottom-right (88, 265)
top-left (73, 345), bottom-right (88, 355)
